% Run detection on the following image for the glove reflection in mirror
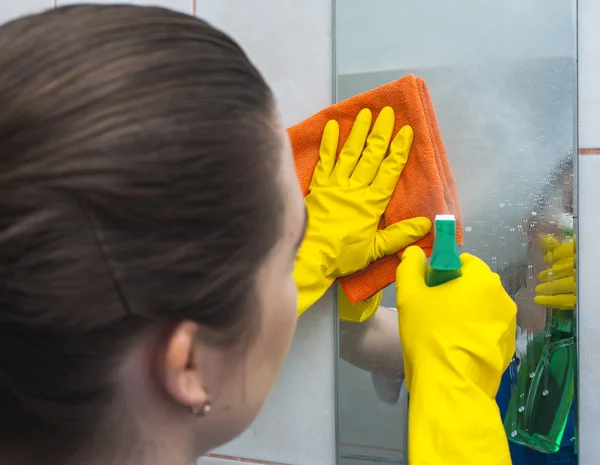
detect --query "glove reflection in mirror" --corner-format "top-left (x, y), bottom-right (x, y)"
top-left (534, 235), bottom-right (576, 311)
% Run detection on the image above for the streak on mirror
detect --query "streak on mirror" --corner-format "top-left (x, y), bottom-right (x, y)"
top-left (333, 1), bottom-right (577, 464)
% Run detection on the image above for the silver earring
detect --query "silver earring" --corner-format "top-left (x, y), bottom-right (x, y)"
top-left (190, 400), bottom-right (212, 418)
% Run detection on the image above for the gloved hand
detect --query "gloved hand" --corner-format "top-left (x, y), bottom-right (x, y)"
top-left (396, 246), bottom-right (516, 465)
top-left (337, 286), bottom-right (382, 323)
top-left (294, 107), bottom-right (432, 316)
top-left (534, 235), bottom-right (576, 310)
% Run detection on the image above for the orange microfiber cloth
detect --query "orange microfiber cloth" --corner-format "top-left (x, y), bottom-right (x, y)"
top-left (287, 74), bottom-right (463, 304)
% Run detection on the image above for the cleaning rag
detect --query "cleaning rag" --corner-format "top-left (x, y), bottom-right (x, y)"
top-left (287, 74), bottom-right (462, 304)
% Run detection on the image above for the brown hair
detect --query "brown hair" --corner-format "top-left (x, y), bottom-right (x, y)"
top-left (0, 4), bottom-right (283, 462)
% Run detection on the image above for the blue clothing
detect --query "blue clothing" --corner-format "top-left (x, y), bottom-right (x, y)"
top-left (496, 359), bottom-right (576, 465)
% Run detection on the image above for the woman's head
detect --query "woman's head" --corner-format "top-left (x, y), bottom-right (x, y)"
top-left (0, 5), bottom-right (304, 464)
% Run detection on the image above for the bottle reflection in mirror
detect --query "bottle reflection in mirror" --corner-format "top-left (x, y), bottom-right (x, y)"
top-left (502, 158), bottom-right (576, 457)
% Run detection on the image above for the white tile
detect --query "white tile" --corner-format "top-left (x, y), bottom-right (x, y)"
top-left (56, 0), bottom-right (192, 15)
top-left (195, 2), bottom-right (335, 464)
top-left (578, 0), bottom-right (600, 148)
top-left (211, 293), bottom-right (336, 465)
top-left (1, 0), bottom-right (53, 25)
top-left (197, 0), bottom-right (333, 127)
top-left (577, 155), bottom-right (600, 464)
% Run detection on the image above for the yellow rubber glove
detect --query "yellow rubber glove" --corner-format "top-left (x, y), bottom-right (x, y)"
top-left (534, 235), bottom-right (576, 310)
top-left (294, 107), bottom-right (432, 316)
top-left (337, 286), bottom-right (383, 323)
top-left (396, 246), bottom-right (516, 465)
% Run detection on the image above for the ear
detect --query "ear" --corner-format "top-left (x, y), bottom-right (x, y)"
top-left (160, 321), bottom-right (209, 409)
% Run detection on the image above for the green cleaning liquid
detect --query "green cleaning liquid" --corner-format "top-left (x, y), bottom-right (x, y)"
top-left (503, 230), bottom-right (576, 454)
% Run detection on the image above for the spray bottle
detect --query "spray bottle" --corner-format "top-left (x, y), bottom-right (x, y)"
top-left (404, 214), bottom-right (462, 462)
top-left (426, 214), bottom-right (463, 286)
top-left (504, 214), bottom-right (576, 453)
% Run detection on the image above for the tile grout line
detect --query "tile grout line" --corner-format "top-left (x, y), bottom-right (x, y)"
top-left (579, 148), bottom-right (600, 155)
top-left (339, 442), bottom-right (403, 453)
top-left (205, 453), bottom-right (289, 465)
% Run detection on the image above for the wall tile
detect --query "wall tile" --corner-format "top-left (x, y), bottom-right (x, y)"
top-left (576, 155), bottom-right (600, 464)
top-left (56, 0), bottom-right (192, 15)
top-left (197, 0), bottom-right (333, 127)
top-left (1, 0), bottom-right (53, 25)
top-left (577, 1), bottom-right (600, 463)
top-left (578, 0), bottom-right (600, 148)
top-left (210, 294), bottom-right (336, 465)
top-left (195, 2), bottom-right (335, 464)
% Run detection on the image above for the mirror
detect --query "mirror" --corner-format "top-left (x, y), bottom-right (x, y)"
top-left (334, 1), bottom-right (577, 464)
